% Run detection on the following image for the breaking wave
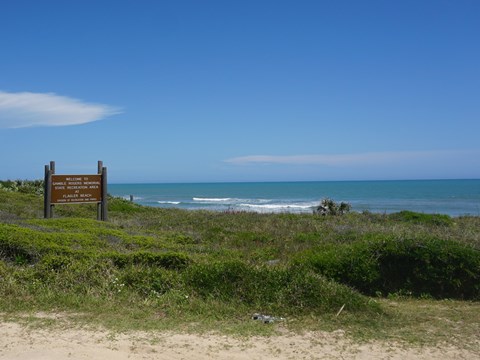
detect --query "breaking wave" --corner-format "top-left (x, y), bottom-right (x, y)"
top-left (193, 197), bottom-right (232, 202)
top-left (237, 202), bottom-right (317, 213)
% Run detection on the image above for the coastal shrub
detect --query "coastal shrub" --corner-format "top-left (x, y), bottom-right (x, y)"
top-left (0, 223), bottom-right (109, 259)
top-left (29, 218), bottom-right (118, 233)
top-left (296, 237), bottom-right (480, 299)
top-left (19, 256), bottom-right (114, 295)
top-left (38, 254), bottom-right (73, 272)
top-left (185, 260), bottom-right (253, 301)
top-left (0, 238), bottom-right (36, 264)
top-left (110, 251), bottom-right (191, 270)
top-left (293, 242), bottom-right (380, 294)
top-left (58, 257), bottom-right (114, 290)
top-left (108, 197), bottom-right (145, 214)
top-left (388, 211), bottom-right (453, 227)
top-left (25, 219), bottom-right (168, 254)
top-left (233, 232), bottom-right (273, 245)
top-left (0, 179), bottom-right (44, 195)
top-left (184, 260), bottom-right (380, 314)
top-left (0, 224), bottom-right (40, 264)
top-left (314, 198), bottom-right (351, 216)
top-left (163, 233), bottom-right (196, 245)
top-left (119, 266), bottom-right (179, 296)
top-left (0, 190), bottom-right (43, 219)
top-left (281, 268), bottom-right (378, 312)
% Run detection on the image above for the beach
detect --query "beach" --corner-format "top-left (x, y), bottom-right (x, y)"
top-left (1, 317), bottom-right (478, 360)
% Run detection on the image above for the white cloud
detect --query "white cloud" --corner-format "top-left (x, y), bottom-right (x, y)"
top-left (225, 150), bottom-right (471, 167)
top-left (0, 91), bottom-right (121, 128)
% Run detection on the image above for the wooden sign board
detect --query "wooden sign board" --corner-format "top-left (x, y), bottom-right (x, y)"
top-left (44, 161), bottom-right (108, 220)
top-left (51, 174), bottom-right (102, 204)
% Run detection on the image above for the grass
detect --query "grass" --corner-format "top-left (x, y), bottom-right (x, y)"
top-left (1, 185), bottom-right (480, 347)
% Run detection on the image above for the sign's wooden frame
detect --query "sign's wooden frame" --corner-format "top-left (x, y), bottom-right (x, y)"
top-left (44, 161), bottom-right (108, 221)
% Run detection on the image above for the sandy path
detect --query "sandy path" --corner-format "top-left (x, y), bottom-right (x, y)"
top-left (0, 320), bottom-right (478, 360)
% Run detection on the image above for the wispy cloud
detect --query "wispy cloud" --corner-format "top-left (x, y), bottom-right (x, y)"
top-left (0, 91), bottom-right (121, 129)
top-left (225, 150), bottom-right (470, 166)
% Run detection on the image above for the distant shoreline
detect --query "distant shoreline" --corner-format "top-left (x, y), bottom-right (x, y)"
top-left (109, 178), bottom-right (480, 185)
top-left (109, 179), bottom-right (480, 217)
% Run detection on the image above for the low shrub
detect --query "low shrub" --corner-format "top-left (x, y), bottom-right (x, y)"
top-left (119, 266), bottom-right (179, 296)
top-left (108, 197), bottom-right (146, 214)
top-left (0, 224), bottom-right (42, 264)
top-left (314, 198), bottom-right (351, 216)
top-left (39, 254), bottom-right (73, 271)
top-left (296, 237), bottom-right (480, 299)
top-left (0, 179), bottom-right (44, 195)
top-left (110, 251), bottom-right (191, 270)
top-left (184, 260), bottom-right (380, 314)
top-left (0, 238), bottom-right (37, 264)
top-left (0, 191), bottom-right (43, 220)
top-left (185, 260), bottom-right (254, 301)
top-left (388, 211), bottom-right (453, 226)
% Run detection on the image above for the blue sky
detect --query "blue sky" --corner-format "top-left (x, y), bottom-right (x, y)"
top-left (1, 0), bottom-right (479, 183)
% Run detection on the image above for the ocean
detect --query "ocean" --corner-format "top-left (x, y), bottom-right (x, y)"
top-left (108, 179), bottom-right (480, 217)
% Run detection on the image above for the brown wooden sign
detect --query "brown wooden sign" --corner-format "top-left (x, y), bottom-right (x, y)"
top-left (44, 161), bottom-right (108, 221)
top-left (51, 175), bottom-right (102, 204)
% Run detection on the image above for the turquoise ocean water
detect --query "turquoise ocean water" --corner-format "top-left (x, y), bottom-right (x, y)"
top-left (109, 180), bottom-right (480, 216)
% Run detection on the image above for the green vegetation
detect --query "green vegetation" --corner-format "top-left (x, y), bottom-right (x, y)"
top-left (388, 210), bottom-right (454, 226)
top-left (0, 179), bottom-right (44, 195)
top-left (314, 197), bottom-right (352, 215)
top-left (1, 182), bottom-right (479, 346)
top-left (296, 237), bottom-right (479, 299)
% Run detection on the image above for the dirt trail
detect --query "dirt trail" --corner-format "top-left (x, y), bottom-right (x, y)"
top-left (1, 320), bottom-right (478, 360)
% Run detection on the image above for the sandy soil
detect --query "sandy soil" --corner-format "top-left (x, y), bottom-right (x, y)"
top-left (1, 319), bottom-right (478, 360)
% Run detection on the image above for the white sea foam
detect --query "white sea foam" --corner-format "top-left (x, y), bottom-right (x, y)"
top-left (193, 197), bottom-right (232, 202)
top-left (122, 195), bottom-right (143, 201)
top-left (158, 201), bottom-right (181, 205)
top-left (238, 202), bottom-right (317, 213)
top-left (241, 203), bottom-right (313, 209)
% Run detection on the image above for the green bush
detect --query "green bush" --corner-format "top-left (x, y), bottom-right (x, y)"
top-left (314, 198), bottom-right (351, 216)
top-left (185, 260), bottom-right (252, 301)
top-left (297, 237), bottom-right (480, 299)
top-left (388, 211), bottom-right (453, 226)
top-left (110, 251), bottom-right (191, 270)
top-left (0, 238), bottom-right (37, 264)
top-left (184, 260), bottom-right (380, 314)
top-left (119, 266), bottom-right (179, 296)
top-left (0, 224), bottom-right (41, 264)
top-left (39, 254), bottom-right (73, 271)
top-left (0, 223), bottom-right (99, 263)
top-left (108, 197), bottom-right (145, 214)
top-left (22, 257), bottom-right (114, 295)
top-left (0, 179), bottom-right (44, 195)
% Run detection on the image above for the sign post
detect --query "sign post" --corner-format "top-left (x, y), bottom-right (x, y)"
top-left (44, 164), bottom-right (52, 218)
top-left (44, 161), bottom-right (108, 221)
